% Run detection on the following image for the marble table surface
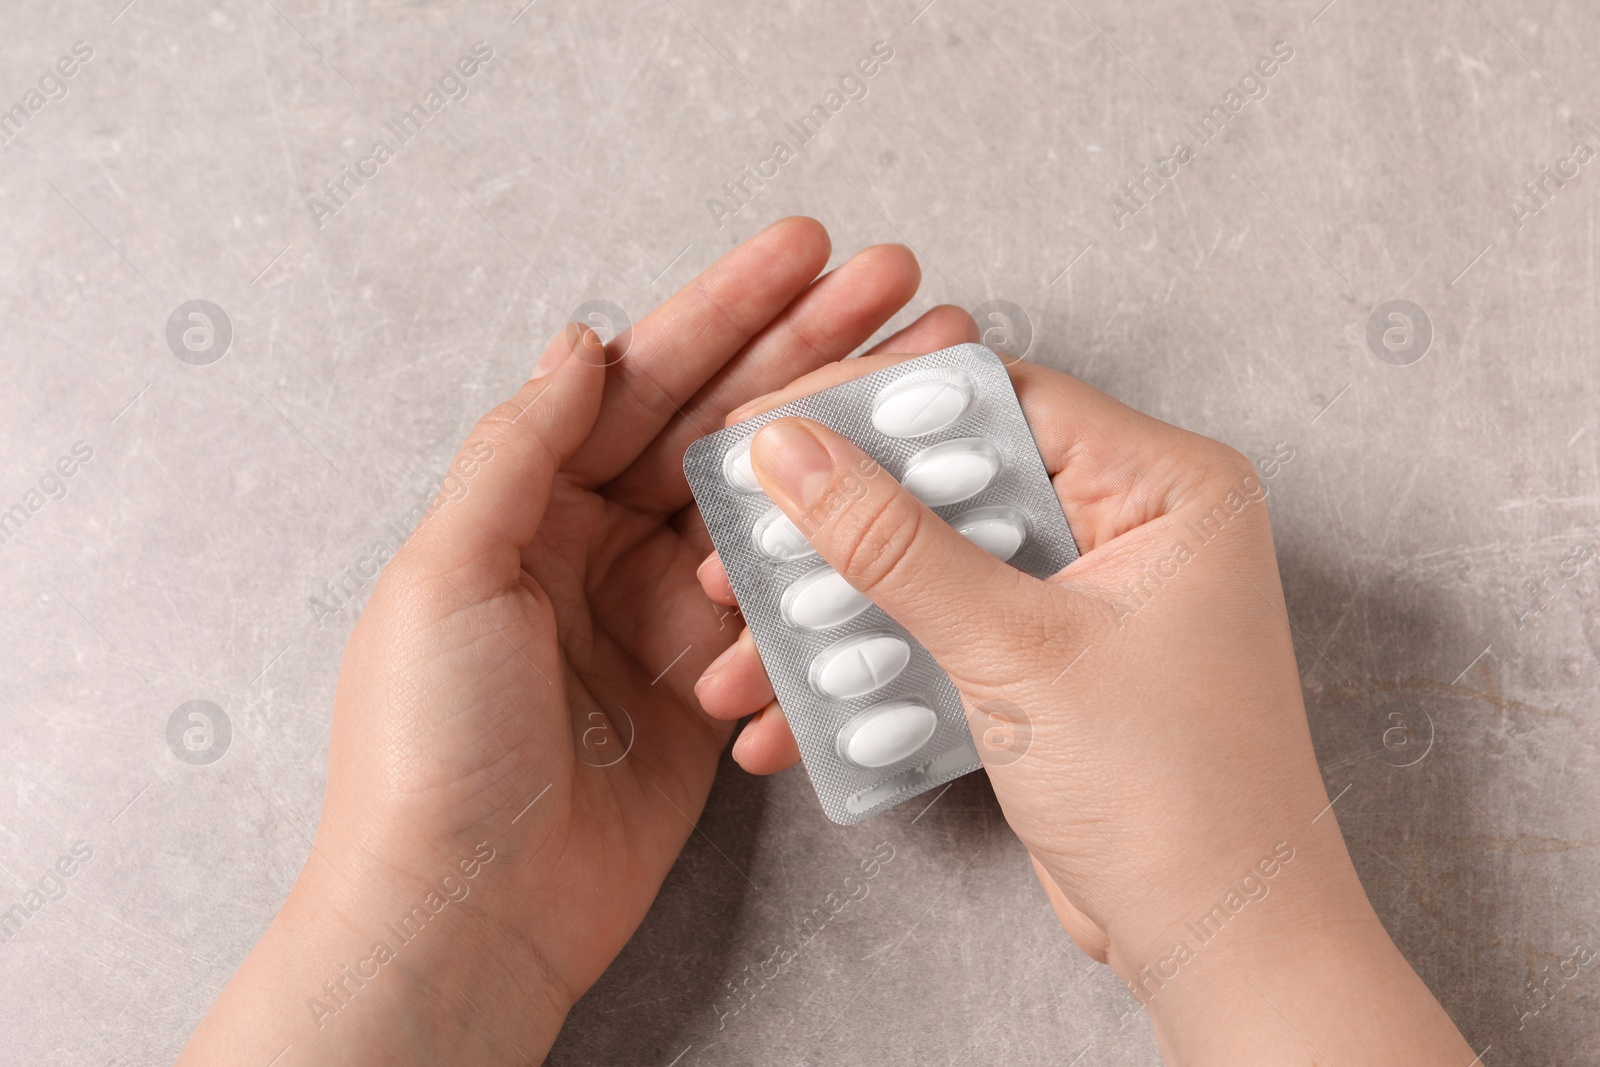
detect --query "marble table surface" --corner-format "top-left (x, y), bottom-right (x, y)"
top-left (1, 0), bottom-right (1596, 1063)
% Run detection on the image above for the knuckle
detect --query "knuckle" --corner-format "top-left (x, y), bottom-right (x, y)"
top-left (688, 279), bottom-right (754, 337)
top-left (784, 316), bottom-right (832, 364)
top-left (1168, 438), bottom-right (1253, 500)
top-left (834, 489), bottom-right (925, 597)
top-left (474, 396), bottom-right (531, 443)
top-left (1211, 443), bottom-right (1256, 481)
top-left (472, 393), bottom-right (562, 468)
top-left (624, 371), bottom-right (681, 422)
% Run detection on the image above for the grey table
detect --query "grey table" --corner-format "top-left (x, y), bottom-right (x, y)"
top-left (2, 1), bottom-right (1596, 1063)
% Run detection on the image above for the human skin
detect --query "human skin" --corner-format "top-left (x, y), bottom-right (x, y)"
top-left (694, 355), bottom-right (1478, 1064)
top-left (175, 218), bottom-right (980, 1065)
top-left (177, 213), bottom-right (1474, 1065)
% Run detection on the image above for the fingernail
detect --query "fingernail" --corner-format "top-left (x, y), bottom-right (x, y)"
top-left (695, 554), bottom-right (719, 583)
top-left (752, 419), bottom-right (834, 508)
top-left (533, 323), bottom-right (581, 377)
top-left (696, 640), bottom-right (740, 689)
top-left (731, 714), bottom-right (759, 763)
top-left (727, 391), bottom-right (774, 425)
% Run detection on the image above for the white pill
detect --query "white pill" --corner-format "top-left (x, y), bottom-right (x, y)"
top-left (752, 508), bottom-right (816, 561)
top-left (951, 505), bottom-right (1030, 561)
top-left (902, 438), bottom-right (1002, 507)
top-left (809, 632), bottom-right (911, 699)
top-left (782, 566), bottom-right (870, 630)
top-left (836, 700), bottom-right (940, 768)
top-left (722, 438), bottom-right (762, 494)
top-left (871, 371), bottom-right (974, 438)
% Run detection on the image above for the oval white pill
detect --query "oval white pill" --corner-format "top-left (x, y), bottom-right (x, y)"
top-left (902, 438), bottom-right (1002, 507)
top-left (836, 700), bottom-right (939, 768)
top-left (752, 508), bottom-right (816, 561)
top-left (809, 632), bottom-right (911, 699)
top-left (871, 371), bottom-right (974, 438)
top-left (722, 438), bottom-right (762, 494)
top-left (782, 566), bottom-right (870, 630)
top-left (951, 505), bottom-right (1030, 561)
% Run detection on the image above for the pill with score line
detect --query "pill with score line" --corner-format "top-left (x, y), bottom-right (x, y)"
top-left (809, 632), bottom-right (911, 699)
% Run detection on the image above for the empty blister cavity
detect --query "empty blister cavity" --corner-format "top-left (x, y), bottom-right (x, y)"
top-left (871, 370), bottom-right (974, 438)
top-left (902, 437), bottom-right (1002, 507)
top-left (752, 507), bottom-right (817, 561)
top-left (836, 700), bottom-right (940, 768)
top-left (809, 632), bottom-right (911, 699)
top-left (722, 438), bottom-right (763, 494)
top-left (951, 505), bottom-right (1031, 561)
top-left (844, 737), bottom-right (979, 813)
top-left (782, 566), bottom-right (871, 630)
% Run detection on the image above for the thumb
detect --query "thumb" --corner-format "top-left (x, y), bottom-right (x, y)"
top-left (749, 416), bottom-right (1040, 676)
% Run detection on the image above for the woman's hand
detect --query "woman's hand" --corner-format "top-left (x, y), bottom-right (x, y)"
top-left (695, 353), bottom-right (1477, 1065)
top-left (177, 218), bottom-right (979, 1065)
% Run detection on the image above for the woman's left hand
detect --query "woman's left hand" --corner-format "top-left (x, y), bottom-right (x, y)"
top-left (177, 217), bottom-right (977, 1065)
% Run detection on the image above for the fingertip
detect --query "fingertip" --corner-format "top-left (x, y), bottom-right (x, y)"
top-left (930, 303), bottom-right (981, 343)
top-left (697, 552), bottom-right (737, 605)
top-left (533, 322), bottom-right (577, 377)
top-left (862, 304), bottom-right (978, 357)
top-left (741, 217), bottom-right (830, 288)
top-left (767, 216), bottom-right (831, 262)
top-left (731, 703), bottom-right (802, 774)
top-left (403, 329), bottom-right (607, 581)
top-left (729, 353), bottom-right (927, 425)
top-left (854, 242), bottom-right (921, 293)
top-left (568, 320), bottom-right (618, 369)
top-left (697, 685), bottom-right (755, 722)
top-left (694, 628), bottom-right (772, 719)
top-left (748, 417), bottom-right (837, 510)
top-left (694, 550), bottom-right (717, 583)
top-left (727, 396), bottom-right (767, 426)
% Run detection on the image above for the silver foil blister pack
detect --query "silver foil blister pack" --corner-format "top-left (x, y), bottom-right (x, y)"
top-left (684, 344), bottom-right (1079, 823)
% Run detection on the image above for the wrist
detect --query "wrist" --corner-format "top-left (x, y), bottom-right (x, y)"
top-left (1098, 846), bottom-right (1471, 1065)
top-left (1099, 831), bottom-right (1368, 1000)
top-left (179, 839), bottom-right (573, 1066)
top-left (293, 839), bottom-right (574, 1062)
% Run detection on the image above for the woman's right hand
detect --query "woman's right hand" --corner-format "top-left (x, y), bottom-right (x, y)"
top-left (694, 353), bottom-right (1475, 1065)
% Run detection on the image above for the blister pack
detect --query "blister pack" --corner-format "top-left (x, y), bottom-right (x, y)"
top-left (684, 344), bottom-right (1079, 824)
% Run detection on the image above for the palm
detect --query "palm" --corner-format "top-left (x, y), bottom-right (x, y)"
top-left (545, 486), bottom-right (736, 793)
top-left (502, 480), bottom-right (737, 986)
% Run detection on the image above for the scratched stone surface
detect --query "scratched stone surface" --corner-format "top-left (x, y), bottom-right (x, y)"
top-left (1, 0), bottom-right (1597, 1064)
